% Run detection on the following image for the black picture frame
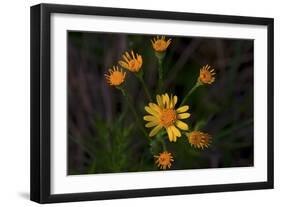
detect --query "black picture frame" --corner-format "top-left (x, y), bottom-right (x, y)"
top-left (30, 3), bottom-right (274, 204)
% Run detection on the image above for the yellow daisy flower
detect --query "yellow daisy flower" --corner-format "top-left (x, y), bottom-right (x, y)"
top-left (104, 66), bottom-right (126, 86)
top-left (151, 36), bottom-right (172, 52)
top-left (143, 93), bottom-right (190, 142)
top-left (187, 131), bottom-right (212, 149)
top-left (118, 50), bottom-right (143, 72)
top-left (154, 151), bottom-right (174, 170)
top-left (198, 64), bottom-right (216, 84)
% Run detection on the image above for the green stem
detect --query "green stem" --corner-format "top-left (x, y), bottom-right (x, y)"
top-left (180, 81), bottom-right (202, 106)
top-left (136, 73), bottom-right (152, 101)
top-left (158, 58), bottom-right (163, 92)
top-left (157, 130), bottom-right (167, 151)
top-left (160, 139), bottom-right (167, 151)
top-left (150, 130), bottom-right (167, 155)
top-left (118, 87), bottom-right (148, 137)
top-left (155, 51), bottom-right (166, 93)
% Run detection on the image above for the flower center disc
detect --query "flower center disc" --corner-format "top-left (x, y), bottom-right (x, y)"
top-left (200, 71), bottom-right (211, 82)
top-left (190, 135), bottom-right (200, 144)
top-left (111, 71), bottom-right (124, 85)
top-left (155, 40), bottom-right (166, 50)
top-left (159, 157), bottom-right (168, 164)
top-left (129, 60), bottom-right (137, 69)
top-left (189, 131), bottom-right (204, 145)
top-left (159, 154), bottom-right (170, 165)
top-left (160, 109), bottom-right (177, 128)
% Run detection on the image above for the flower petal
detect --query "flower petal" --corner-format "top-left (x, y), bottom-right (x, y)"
top-left (131, 50), bottom-right (135, 59)
top-left (169, 94), bottom-right (175, 109)
top-left (143, 115), bottom-right (158, 122)
top-left (162, 94), bottom-right (169, 108)
top-left (149, 103), bottom-right (161, 113)
top-left (171, 125), bottom-right (181, 138)
top-left (149, 125), bottom-right (162, 137)
top-left (166, 127), bottom-right (174, 142)
top-left (167, 39), bottom-right (172, 46)
top-left (177, 113), bottom-right (191, 119)
top-left (176, 105), bottom-right (189, 113)
top-left (145, 106), bottom-right (159, 117)
top-left (145, 121), bottom-right (158, 128)
top-left (175, 120), bottom-right (189, 130)
top-left (118, 61), bottom-right (129, 69)
top-left (172, 95), bottom-right (178, 108)
top-left (137, 54), bottom-right (142, 67)
top-left (125, 51), bottom-right (131, 60)
top-left (156, 95), bottom-right (163, 108)
top-left (122, 55), bottom-right (129, 63)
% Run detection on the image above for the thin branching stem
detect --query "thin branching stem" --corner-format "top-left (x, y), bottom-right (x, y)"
top-left (180, 81), bottom-right (202, 106)
top-left (158, 58), bottom-right (163, 92)
top-left (137, 74), bottom-right (152, 101)
top-left (118, 87), bottom-right (148, 137)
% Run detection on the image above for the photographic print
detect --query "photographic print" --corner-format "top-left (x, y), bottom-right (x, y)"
top-left (67, 32), bottom-right (254, 175)
top-left (31, 4), bottom-right (273, 203)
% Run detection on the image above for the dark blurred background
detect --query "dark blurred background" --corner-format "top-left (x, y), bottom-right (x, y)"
top-left (67, 31), bottom-right (253, 175)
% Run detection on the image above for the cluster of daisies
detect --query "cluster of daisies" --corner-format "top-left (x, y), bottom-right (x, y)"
top-left (105, 36), bottom-right (215, 170)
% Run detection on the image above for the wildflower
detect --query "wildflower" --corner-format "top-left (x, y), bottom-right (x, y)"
top-left (104, 66), bottom-right (126, 86)
top-left (187, 131), bottom-right (212, 149)
top-left (198, 64), bottom-right (216, 84)
top-left (154, 151), bottom-right (174, 170)
top-left (151, 36), bottom-right (172, 52)
top-left (118, 50), bottom-right (143, 72)
top-left (144, 93), bottom-right (190, 142)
